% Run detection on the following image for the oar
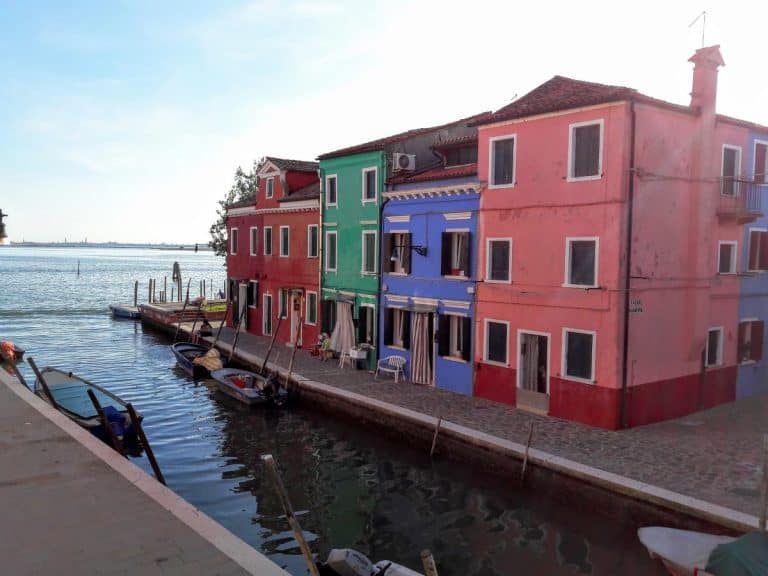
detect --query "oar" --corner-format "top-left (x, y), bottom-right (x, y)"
top-left (173, 278), bottom-right (193, 343)
top-left (27, 357), bottom-right (59, 410)
top-left (87, 389), bottom-right (125, 457)
top-left (227, 304), bottom-right (248, 364)
top-left (126, 403), bottom-right (165, 486)
top-left (6, 360), bottom-right (29, 388)
top-left (210, 299), bottom-right (232, 349)
top-left (260, 314), bottom-right (283, 376)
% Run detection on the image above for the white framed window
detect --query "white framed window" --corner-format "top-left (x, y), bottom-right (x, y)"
top-left (564, 237), bottom-right (599, 288)
top-left (384, 307), bottom-right (410, 349)
top-left (484, 319), bottom-right (509, 366)
top-left (568, 120), bottom-right (603, 180)
top-left (706, 327), bottom-right (723, 367)
top-left (748, 228), bottom-right (768, 272)
top-left (249, 226), bottom-right (258, 256)
top-left (754, 140), bottom-right (768, 184)
top-left (279, 225), bottom-right (290, 258)
top-left (306, 291), bottom-right (318, 325)
top-left (263, 226), bottom-right (273, 256)
top-left (738, 319), bottom-right (764, 364)
top-left (307, 225), bottom-right (319, 258)
top-left (489, 134), bottom-right (516, 187)
top-left (262, 294), bottom-right (273, 335)
top-left (325, 231), bottom-right (337, 272)
top-left (325, 175), bottom-right (338, 207)
top-left (230, 227), bottom-right (238, 255)
top-left (721, 145), bottom-right (742, 197)
top-left (438, 314), bottom-right (471, 361)
top-left (441, 230), bottom-right (471, 277)
top-left (562, 328), bottom-right (596, 383)
top-left (362, 167), bottom-right (377, 203)
top-left (266, 177), bottom-right (274, 199)
top-left (361, 230), bottom-right (377, 274)
top-left (717, 241), bottom-right (737, 274)
top-left (486, 238), bottom-right (512, 283)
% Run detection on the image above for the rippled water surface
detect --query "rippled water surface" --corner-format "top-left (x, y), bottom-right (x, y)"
top-left (0, 247), bottom-right (658, 575)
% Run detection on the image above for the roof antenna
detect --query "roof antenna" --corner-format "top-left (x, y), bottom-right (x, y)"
top-left (688, 10), bottom-right (706, 48)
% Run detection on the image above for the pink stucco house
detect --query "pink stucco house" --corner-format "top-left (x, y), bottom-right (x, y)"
top-left (473, 46), bottom-right (765, 429)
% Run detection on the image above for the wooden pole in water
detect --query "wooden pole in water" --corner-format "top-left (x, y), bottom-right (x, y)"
top-left (261, 454), bottom-right (320, 576)
top-left (284, 300), bottom-right (303, 390)
top-left (127, 403), bottom-right (165, 486)
top-left (228, 304), bottom-right (248, 363)
top-left (430, 417), bottom-right (443, 458)
top-left (760, 434), bottom-right (768, 531)
top-left (171, 286), bottom-right (174, 302)
top-left (260, 315), bottom-right (283, 376)
top-left (87, 389), bottom-right (125, 456)
top-left (421, 550), bottom-right (439, 576)
top-left (7, 360), bottom-right (29, 388)
top-left (163, 276), bottom-right (167, 303)
top-left (211, 300), bottom-right (231, 350)
top-left (173, 279), bottom-right (193, 343)
top-left (134, 280), bottom-right (138, 307)
top-left (521, 421), bottom-right (535, 482)
top-left (148, 279), bottom-right (152, 303)
top-left (27, 357), bottom-right (59, 410)
top-left (77, 259), bottom-right (80, 277)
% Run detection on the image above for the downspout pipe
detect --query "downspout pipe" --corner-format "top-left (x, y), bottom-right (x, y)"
top-left (620, 101), bottom-right (637, 429)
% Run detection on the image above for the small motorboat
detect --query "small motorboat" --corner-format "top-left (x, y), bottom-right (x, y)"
top-left (171, 342), bottom-right (224, 378)
top-left (211, 367), bottom-right (287, 406)
top-left (638, 526), bottom-right (768, 575)
top-left (0, 341), bottom-right (25, 362)
top-left (318, 549), bottom-right (423, 576)
top-left (109, 303), bottom-right (141, 320)
top-left (34, 367), bottom-right (141, 442)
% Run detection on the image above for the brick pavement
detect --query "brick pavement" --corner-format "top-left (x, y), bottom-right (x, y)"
top-left (207, 325), bottom-right (766, 517)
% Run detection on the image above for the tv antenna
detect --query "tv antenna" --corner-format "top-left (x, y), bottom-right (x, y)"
top-left (688, 11), bottom-right (706, 48)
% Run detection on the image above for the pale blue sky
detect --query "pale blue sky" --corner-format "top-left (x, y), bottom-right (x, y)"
top-left (1, 0), bottom-right (766, 244)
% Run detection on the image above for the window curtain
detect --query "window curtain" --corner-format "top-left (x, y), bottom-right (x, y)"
top-left (394, 309), bottom-right (404, 346)
top-left (411, 312), bottom-right (432, 386)
top-left (522, 334), bottom-right (539, 391)
top-left (330, 302), bottom-right (355, 353)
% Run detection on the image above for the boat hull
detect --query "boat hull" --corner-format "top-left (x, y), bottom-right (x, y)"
top-left (211, 368), bottom-right (286, 406)
top-left (638, 527), bottom-right (736, 576)
top-left (171, 342), bottom-right (223, 378)
top-left (109, 304), bottom-right (141, 319)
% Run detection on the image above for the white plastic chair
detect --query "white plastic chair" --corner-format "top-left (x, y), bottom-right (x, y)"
top-left (338, 349), bottom-right (350, 368)
top-left (374, 355), bottom-right (407, 383)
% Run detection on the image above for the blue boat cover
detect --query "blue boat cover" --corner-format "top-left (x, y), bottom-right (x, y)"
top-left (705, 532), bottom-right (768, 576)
top-left (50, 383), bottom-right (123, 419)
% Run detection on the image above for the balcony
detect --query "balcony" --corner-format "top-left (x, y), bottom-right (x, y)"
top-left (717, 178), bottom-right (764, 224)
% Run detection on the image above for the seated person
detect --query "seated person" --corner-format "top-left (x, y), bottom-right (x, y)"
top-left (319, 333), bottom-right (333, 361)
top-left (198, 318), bottom-right (213, 337)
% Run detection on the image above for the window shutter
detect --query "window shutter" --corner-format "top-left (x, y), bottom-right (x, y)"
top-left (738, 321), bottom-right (749, 361)
top-left (384, 309), bottom-right (393, 346)
top-left (438, 315), bottom-right (449, 356)
top-left (459, 232), bottom-right (471, 276)
top-left (755, 144), bottom-right (767, 183)
top-left (441, 232), bottom-right (451, 275)
top-left (403, 233), bottom-right (412, 274)
top-left (461, 316), bottom-right (472, 361)
top-left (382, 233), bottom-right (392, 273)
top-left (753, 321), bottom-right (765, 361)
top-left (403, 311), bottom-right (411, 349)
top-left (761, 232), bottom-right (768, 270)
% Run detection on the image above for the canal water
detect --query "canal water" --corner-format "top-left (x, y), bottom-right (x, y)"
top-left (0, 247), bottom-right (659, 575)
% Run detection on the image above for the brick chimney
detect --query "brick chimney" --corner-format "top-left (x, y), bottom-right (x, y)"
top-left (688, 45), bottom-right (725, 115)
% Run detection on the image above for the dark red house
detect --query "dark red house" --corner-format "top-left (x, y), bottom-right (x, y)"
top-left (225, 157), bottom-right (320, 348)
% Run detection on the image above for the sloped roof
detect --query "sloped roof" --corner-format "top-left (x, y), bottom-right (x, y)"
top-left (281, 181), bottom-right (320, 203)
top-left (318, 111), bottom-right (492, 160)
top-left (265, 157), bottom-right (318, 173)
top-left (226, 196), bottom-right (256, 210)
top-left (432, 134), bottom-right (477, 149)
top-left (388, 163), bottom-right (478, 185)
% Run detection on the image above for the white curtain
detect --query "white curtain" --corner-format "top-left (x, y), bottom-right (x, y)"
top-left (411, 312), bottom-right (432, 385)
top-left (330, 302), bottom-right (355, 353)
top-left (394, 309), bottom-right (404, 346)
top-left (522, 334), bottom-right (539, 391)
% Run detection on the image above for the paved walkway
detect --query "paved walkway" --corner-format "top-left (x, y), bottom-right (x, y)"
top-left (205, 326), bottom-right (766, 519)
top-left (0, 368), bottom-right (286, 576)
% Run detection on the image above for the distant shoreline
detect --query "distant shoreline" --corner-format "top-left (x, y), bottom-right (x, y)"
top-left (4, 241), bottom-right (213, 251)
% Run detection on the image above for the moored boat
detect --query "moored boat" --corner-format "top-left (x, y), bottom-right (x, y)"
top-left (0, 341), bottom-right (25, 362)
top-left (33, 367), bottom-right (141, 441)
top-left (109, 303), bottom-right (141, 319)
top-left (171, 342), bottom-right (224, 378)
top-left (318, 549), bottom-right (423, 576)
top-left (211, 367), bottom-right (286, 406)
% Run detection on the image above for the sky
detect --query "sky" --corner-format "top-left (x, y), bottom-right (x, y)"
top-left (1, 0), bottom-right (766, 244)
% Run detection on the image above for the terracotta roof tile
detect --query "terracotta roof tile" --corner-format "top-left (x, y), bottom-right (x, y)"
top-left (432, 134), bottom-right (477, 149)
top-left (265, 157), bottom-right (318, 173)
top-left (226, 197), bottom-right (256, 210)
top-left (388, 163), bottom-right (478, 185)
top-left (281, 181), bottom-right (320, 203)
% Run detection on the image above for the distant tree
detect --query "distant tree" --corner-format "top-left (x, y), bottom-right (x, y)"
top-left (209, 162), bottom-right (259, 257)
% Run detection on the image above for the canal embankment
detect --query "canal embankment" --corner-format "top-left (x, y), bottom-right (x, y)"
top-left (0, 367), bottom-right (287, 576)
top-left (176, 322), bottom-right (764, 535)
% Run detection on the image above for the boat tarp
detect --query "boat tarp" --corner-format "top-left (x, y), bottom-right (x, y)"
top-left (50, 383), bottom-right (122, 419)
top-left (705, 532), bottom-right (768, 576)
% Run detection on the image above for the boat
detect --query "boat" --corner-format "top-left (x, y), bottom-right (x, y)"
top-left (33, 367), bottom-right (141, 441)
top-left (317, 549), bottom-right (423, 576)
top-left (109, 303), bottom-right (141, 319)
top-left (638, 526), bottom-right (768, 575)
top-left (171, 342), bottom-right (224, 378)
top-left (211, 367), bottom-right (287, 406)
top-left (0, 341), bottom-right (25, 362)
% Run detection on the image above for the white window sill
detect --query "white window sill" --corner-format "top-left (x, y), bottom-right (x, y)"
top-left (308, 255), bottom-right (318, 259)
top-left (561, 283), bottom-right (600, 289)
top-left (387, 272), bottom-right (409, 276)
top-left (562, 375), bottom-right (596, 385)
top-left (305, 321), bottom-right (317, 326)
top-left (482, 359), bottom-right (508, 368)
top-left (441, 355), bottom-right (468, 364)
top-left (567, 174), bottom-right (602, 182)
top-left (739, 359), bottom-right (757, 366)
top-left (705, 363), bottom-right (722, 369)
top-left (717, 271), bottom-right (737, 276)
top-left (488, 182), bottom-right (515, 189)
top-left (325, 269), bottom-right (337, 273)
top-left (361, 199), bottom-right (377, 204)
top-left (360, 272), bottom-right (377, 277)
top-left (326, 204), bottom-right (337, 208)
top-left (443, 274), bottom-right (469, 280)
top-left (485, 278), bottom-right (511, 284)
top-left (388, 345), bottom-right (409, 351)
top-left (279, 255), bottom-right (289, 258)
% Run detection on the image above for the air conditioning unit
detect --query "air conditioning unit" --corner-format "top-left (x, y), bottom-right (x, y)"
top-left (392, 153), bottom-right (416, 171)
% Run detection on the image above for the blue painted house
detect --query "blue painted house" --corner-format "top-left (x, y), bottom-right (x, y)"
top-left (737, 134), bottom-right (768, 397)
top-left (379, 134), bottom-right (482, 394)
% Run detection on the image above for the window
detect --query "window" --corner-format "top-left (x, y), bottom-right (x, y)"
top-left (383, 232), bottom-right (411, 274)
top-left (706, 327), bottom-right (723, 367)
top-left (279, 289), bottom-right (288, 319)
top-left (738, 320), bottom-right (764, 364)
top-left (262, 294), bottom-right (273, 335)
top-left (266, 177), bottom-right (274, 199)
top-left (445, 146), bottom-right (477, 167)
top-left (321, 299), bottom-right (336, 335)
top-left (441, 231), bottom-right (471, 277)
top-left (569, 120), bottom-right (603, 179)
top-left (721, 145), bottom-right (741, 197)
top-left (325, 231), bottom-right (337, 271)
top-left (563, 329), bottom-right (596, 382)
top-left (755, 142), bottom-right (767, 184)
top-left (486, 238), bottom-right (511, 282)
top-left (384, 308), bottom-right (411, 349)
top-left (438, 314), bottom-right (471, 361)
top-left (717, 241), bottom-right (737, 274)
top-left (280, 226), bottom-right (290, 258)
top-left (326, 175), bottom-right (338, 207)
top-left (263, 227), bottom-right (273, 256)
top-left (490, 135), bottom-right (515, 186)
top-left (484, 320), bottom-right (508, 365)
top-left (249, 227), bottom-right (258, 256)
top-left (306, 292), bottom-right (317, 325)
top-left (248, 280), bottom-right (258, 307)
top-left (307, 225), bottom-right (319, 258)
top-left (748, 229), bottom-right (768, 271)
top-left (362, 167), bottom-right (377, 202)
top-left (362, 230), bottom-right (376, 274)
top-left (230, 228), bottom-right (238, 255)
top-left (565, 237), bottom-right (598, 287)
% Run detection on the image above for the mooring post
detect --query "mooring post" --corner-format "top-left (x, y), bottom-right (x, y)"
top-left (260, 315), bottom-right (283, 376)
top-left (27, 357), bottom-right (58, 410)
top-left (127, 403), bottom-right (165, 485)
top-left (148, 279), bottom-right (152, 303)
top-left (421, 550), bottom-right (439, 576)
top-left (134, 280), bottom-right (138, 307)
top-left (261, 454), bottom-right (320, 576)
top-left (87, 389), bottom-right (125, 456)
top-left (173, 279), bottom-right (193, 343)
top-left (430, 417), bottom-right (443, 458)
top-left (77, 259), bottom-right (80, 277)
top-left (521, 421), bottom-right (535, 482)
top-left (163, 276), bottom-right (167, 303)
top-left (760, 433), bottom-right (768, 532)
top-left (228, 304), bottom-right (248, 363)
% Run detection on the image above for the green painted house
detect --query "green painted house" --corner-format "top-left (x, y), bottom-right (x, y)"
top-left (317, 114), bottom-right (486, 366)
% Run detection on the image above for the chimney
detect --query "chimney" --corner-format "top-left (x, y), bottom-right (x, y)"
top-left (688, 45), bottom-right (725, 114)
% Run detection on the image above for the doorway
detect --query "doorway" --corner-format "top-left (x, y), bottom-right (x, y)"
top-left (289, 290), bottom-right (303, 347)
top-left (411, 312), bottom-right (434, 386)
top-left (358, 305), bottom-right (375, 346)
top-left (237, 282), bottom-right (248, 330)
top-left (517, 331), bottom-right (549, 414)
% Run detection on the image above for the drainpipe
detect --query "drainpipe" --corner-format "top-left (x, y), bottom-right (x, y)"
top-left (378, 192), bottom-right (391, 368)
top-left (620, 102), bottom-right (637, 429)
top-left (318, 168), bottom-right (324, 335)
